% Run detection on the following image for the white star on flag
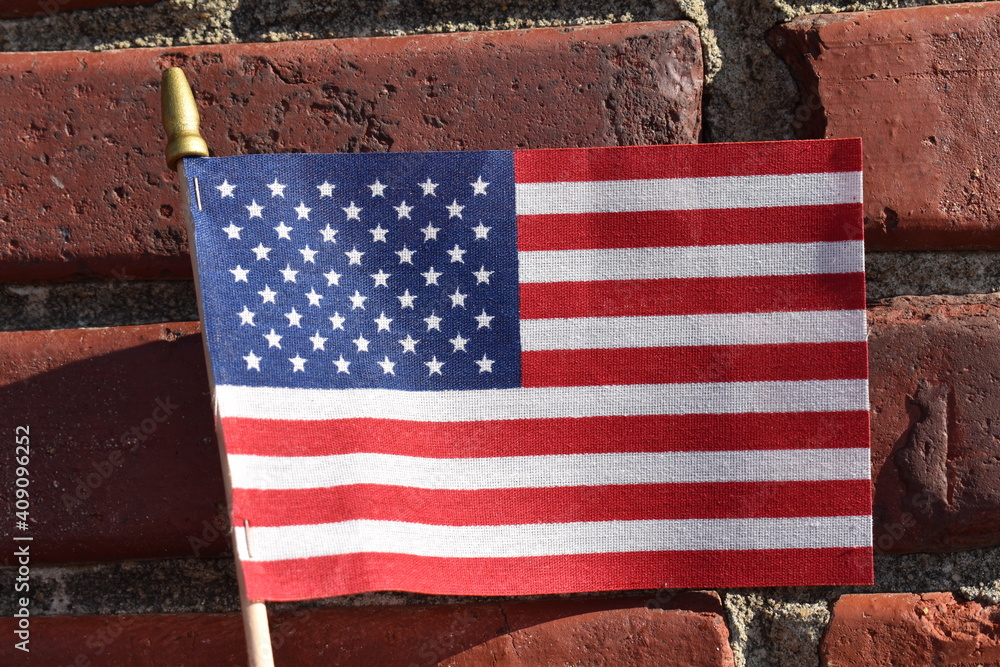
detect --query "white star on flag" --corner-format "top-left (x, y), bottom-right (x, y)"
top-left (216, 179), bottom-right (235, 197)
top-left (263, 329), bottom-right (282, 348)
top-left (349, 291), bottom-right (367, 310)
top-left (305, 288), bottom-right (323, 307)
top-left (246, 200), bottom-right (264, 218)
top-left (474, 353), bottom-right (494, 373)
top-left (252, 243), bottom-right (272, 260)
top-left (267, 179), bottom-right (287, 197)
top-left (447, 244), bottom-right (466, 263)
top-left (274, 221), bottom-right (293, 240)
top-left (398, 334), bottom-right (419, 353)
top-left (299, 246), bottom-right (318, 263)
top-left (343, 202), bottom-right (362, 220)
top-left (258, 285), bottom-right (277, 303)
top-left (328, 312), bottom-right (346, 330)
top-left (449, 287), bottom-right (467, 308)
top-left (280, 264), bottom-right (298, 283)
top-left (419, 178), bottom-right (439, 196)
top-left (289, 354), bottom-right (306, 372)
top-left (473, 266), bottom-right (493, 284)
top-left (368, 179), bottom-right (387, 197)
top-left (374, 312), bottom-right (393, 332)
top-left (345, 247), bottom-right (364, 265)
top-left (317, 181), bottom-right (335, 197)
top-left (446, 200), bottom-right (464, 218)
top-left (470, 176), bottom-right (489, 195)
top-left (370, 269), bottom-right (391, 288)
top-left (393, 201), bottom-right (413, 219)
top-left (238, 306), bottom-right (256, 326)
top-left (285, 307), bottom-right (303, 328)
top-left (425, 356), bottom-right (444, 376)
top-left (396, 246), bottom-right (415, 264)
top-left (242, 350), bottom-right (261, 370)
top-left (475, 309), bottom-right (493, 329)
top-left (378, 356), bottom-right (396, 375)
top-left (230, 265), bottom-right (249, 282)
top-left (223, 222), bottom-right (242, 239)
top-left (323, 268), bottom-right (342, 286)
top-left (309, 331), bottom-right (328, 351)
top-left (471, 222), bottom-right (491, 240)
top-left (333, 355), bottom-right (351, 373)
top-left (449, 332), bottom-right (468, 352)
top-left (420, 223), bottom-right (440, 241)
top-left (423, 312), bottom-right (442, 331)
top-left (319, 224), bottom-right (339, 243)
top-left (397, 289), bottom-right (417, 309)
top-left (421, 267), bottom-right (442, 285)
top-left (294, 202), bottom-right (311, 220)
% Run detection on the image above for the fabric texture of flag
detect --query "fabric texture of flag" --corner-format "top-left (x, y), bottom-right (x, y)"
top-left (182, 139), bottom-right (872, 601)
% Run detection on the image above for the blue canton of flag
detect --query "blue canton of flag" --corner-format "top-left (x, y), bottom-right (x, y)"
top-left (185, 151), bottom-right (521, 391)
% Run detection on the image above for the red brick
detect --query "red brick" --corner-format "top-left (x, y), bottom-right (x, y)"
top-left (770, 4), bottom-right (1000, 250)
top-left (0, 0), bottom-right (156, 18)
top-left (0, 22), bottom-right (702, 282)
top-left (821, 593), bottom-right (1000, 666)
top-left (0, 322), bottom-right (227, 565)
top-left (443, 600), bottom-right (734, 666)
top-left (0, 594), bottom-right (728, 666)
top-left (868, 295), bottom-right (1000, 553)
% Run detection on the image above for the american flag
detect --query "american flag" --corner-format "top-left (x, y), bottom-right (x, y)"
top-left (182, 139), bottom-right (872, 601)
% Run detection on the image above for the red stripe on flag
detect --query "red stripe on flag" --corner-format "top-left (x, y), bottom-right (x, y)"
top-left (519, 274), bottom-right (866, 319)
top-left (513, 139), bottom-right (862, 183)
top-left (242, 547), bottom-right (874, 600)
top-left (516, 204), bottom-right (864, 251)
top-left (221, 411), bottom-right (870, 458)
top-left (522, 342), bottom-right (868, 388)
top-left (233, 480), bottom-right (872, 528)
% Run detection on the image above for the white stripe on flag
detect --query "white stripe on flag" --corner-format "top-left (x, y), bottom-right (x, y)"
top-left (520, 310), bottom-right (867, 351)
top-left (216, 379), bottom-right (869, 421)
top-left (514, 171), bottom-right (863, 216)
top-left (228, 448), bottom-right (871, 491)
top-left (518, 241), bottom-right (864, 284)
top-left (234, 515), bottom-right (873, 561)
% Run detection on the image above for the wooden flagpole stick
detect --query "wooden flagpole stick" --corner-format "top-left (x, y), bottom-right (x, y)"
top-left (162, 66), bottom-right (276, 667)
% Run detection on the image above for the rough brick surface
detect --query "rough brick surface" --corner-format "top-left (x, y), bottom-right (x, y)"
top-left (0, 594), bottom-right (729, 666)
top-left (0, 322), bottom-right (226, 566)
top-left (770, 3), bottom-right (1000, 250)
top-left (9, 295), bottom-right (1000, 564)
top-left (821, 593), bottom-right (1000, 666)
top-left (868, 295), bottom-right (1000, 553)
top-left (0, 0), bottom-right (156, 18)
top-left (0, 22), bottom-right (702, 281)
top-left (443, 604), bottom-right (734, 666)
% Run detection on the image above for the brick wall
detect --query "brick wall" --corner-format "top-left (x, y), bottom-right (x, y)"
top-left (1, 1), bottom-right (999, 666)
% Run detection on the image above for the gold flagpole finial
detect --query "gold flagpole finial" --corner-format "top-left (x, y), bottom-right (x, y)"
top-left (162, 67), bottom-right (210, 170)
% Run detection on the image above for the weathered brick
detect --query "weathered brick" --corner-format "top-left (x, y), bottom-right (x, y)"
top-left (770, 4), bottom-right (1000, 250)
top-left (868, 294), bottom-right (1000, 553)
top-left (0, 594), bottom-right (728, 665)
top-left (8, 295), bottom-right (1000, 564)
top-left (0, 322), bottom-right (226, 565)
top-left (821, 593), bottom-right (1000, 666)
top-left (443, 598), bottom-right (734, 666)
top-left (0, 0), bottom-right (156, 18)
top-left (0, 22), bottom-right (702, 281)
